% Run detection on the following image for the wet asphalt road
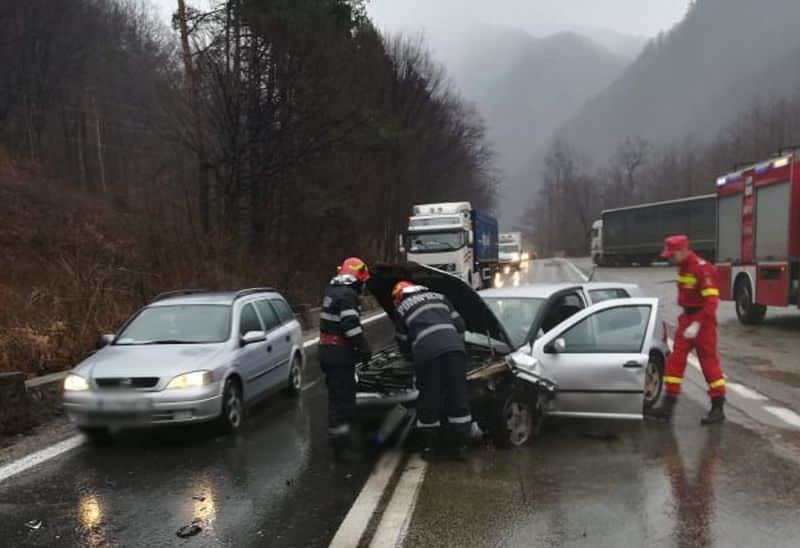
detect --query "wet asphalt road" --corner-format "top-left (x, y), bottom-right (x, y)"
top-left (0, 319), bottom-right (396, 547)
top-left (401, 259), bottom-right (800, 547)
top-left (4, 260), bottom-right (800, 547)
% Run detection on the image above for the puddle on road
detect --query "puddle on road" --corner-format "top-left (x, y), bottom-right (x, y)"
top-left (404, 416), bottom-right (800, 548)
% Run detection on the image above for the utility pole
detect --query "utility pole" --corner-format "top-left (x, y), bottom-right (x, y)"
top-left (92, 96), bottom-right (107, 193)
top-left (177, 0), bottom-right (211, 231)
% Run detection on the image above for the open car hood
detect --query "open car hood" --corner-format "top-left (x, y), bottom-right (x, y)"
top-left (367, 262), bottom-right (513, 350)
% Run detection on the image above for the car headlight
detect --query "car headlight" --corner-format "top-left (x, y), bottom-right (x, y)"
top-left (511, 252), bottom-right (521, 262)
top-left (64, 374), bottom-right (90, 391)
top-left (166, 371), bottom-right (213, 389)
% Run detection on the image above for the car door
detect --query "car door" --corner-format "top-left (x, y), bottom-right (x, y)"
top-left (532, 298), bottom-right (659, 419)
top-left (253, 299), bottom-right (288, 391)
top-left (269, 297), bottom-right (299, 371)
top-left (237, 302), bottom-right (270, 399)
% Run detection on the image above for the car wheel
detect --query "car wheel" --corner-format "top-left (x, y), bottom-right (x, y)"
top-left (491, 387), bottom-right (542, 449)
top-left (78, 426), bottom-right (112, 445)
top-left (285, 354), bottom-right (303, 397)
top-left (735, 278), bottom-right (766, 325)
top-left (217, 378), bottom-right (244, 433)
top-left (643, 354), bottom-right (664, 409)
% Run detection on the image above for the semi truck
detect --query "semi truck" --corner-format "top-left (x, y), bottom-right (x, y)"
top-left (591, 194), bottom-right (716, 266)
top-left (400, 202), bottom-right (499, 289)
top-left (715, 149), bottom-right (800, 324)
top-left (499, 232), bottom-right (523, 273)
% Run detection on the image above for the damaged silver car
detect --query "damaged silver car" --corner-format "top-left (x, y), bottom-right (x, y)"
top-left (357, 263), bottom-right (665, 448)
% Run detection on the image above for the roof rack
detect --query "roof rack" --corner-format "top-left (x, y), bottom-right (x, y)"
top-left (234, 287), bottom-right (277, 299)
top-left (732, 160), bottom-right (754, 171)
top-left (150, 289), bottom-right (211, 303)
top-left (776, 145), bottom-right (800, 156)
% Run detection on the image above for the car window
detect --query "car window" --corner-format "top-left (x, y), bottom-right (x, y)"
top-left (240, 303), bottom-right (264, 336)
top-left (541, 292), bottom-right (585, 333)
top-left (116, 305), bottom-right (231, 345)
top-left (482, 297), bottom-right (545, 348)
top-left (254, 300), bottom-right (281, 331)
top-left (270, 298), bottom-right (295, 323)
top-left (589, 288), bottom-right (630, 303)
top-left (558, 305), bottom-right (652, 354)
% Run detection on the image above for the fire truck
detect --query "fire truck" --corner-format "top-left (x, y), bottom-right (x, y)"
top-left (715, 149), bottom-right (800, 324)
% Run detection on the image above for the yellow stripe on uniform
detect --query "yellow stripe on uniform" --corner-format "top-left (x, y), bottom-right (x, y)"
top-left (664, 376), bottom-right (683, 385)
top-left (701, 288), bottom-right (720, 297)
top-left (709, 378), bottom-right (726, 389)
top-left (677, 274), bottom-right (697, 287)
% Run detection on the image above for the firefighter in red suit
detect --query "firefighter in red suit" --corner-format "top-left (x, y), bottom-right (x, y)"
top-left (648, 235), bottom-right (726, 425)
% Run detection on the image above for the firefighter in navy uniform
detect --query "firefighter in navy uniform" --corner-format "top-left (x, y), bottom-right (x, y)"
top-left (648, 235), bottom-right (726, 425)
top-left (319, 257), bottom-right (372, 459)
top-left (392, 281), bottom-right (472, 460)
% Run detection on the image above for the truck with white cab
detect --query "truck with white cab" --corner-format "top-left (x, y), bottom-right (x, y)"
top-left (400, 202), bottom-right (499, 289)
top-left (499, 232), bottom-right (523, 273)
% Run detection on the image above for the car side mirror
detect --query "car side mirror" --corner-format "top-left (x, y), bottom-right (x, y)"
top-left (241, 330), bottom-right (267, 346)
top-left (546, 338), bottom-right (566, 354)
top-left (96, 334), bottom-right (115, 349)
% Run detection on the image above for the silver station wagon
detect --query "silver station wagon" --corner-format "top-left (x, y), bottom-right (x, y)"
top-left (63, 288), bottom-right (305, 441)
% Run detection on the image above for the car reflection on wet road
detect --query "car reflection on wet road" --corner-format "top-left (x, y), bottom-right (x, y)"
top-left (398, 259), bottom-right (800, 548)
top-left (0, 320), bottom-right (398, 547)
top-left (3, 259), bottom-right (800, 547)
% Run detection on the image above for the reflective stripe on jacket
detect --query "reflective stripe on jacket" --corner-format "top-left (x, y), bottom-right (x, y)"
top-left (676, 251), bottom-right (719, 323)
top-left (394, 289), bottom-right (466, 365)
top-left (319, 279), bottom-right (369, 365)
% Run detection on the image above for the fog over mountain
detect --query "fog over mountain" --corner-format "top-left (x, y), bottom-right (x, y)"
top-left (445, 25), bottom-right (628, 177)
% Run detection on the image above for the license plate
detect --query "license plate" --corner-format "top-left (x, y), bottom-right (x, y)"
top-left (94, 397), bottom-right (152, 413)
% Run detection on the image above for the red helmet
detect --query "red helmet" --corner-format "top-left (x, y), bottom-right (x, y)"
top-left (660, 235), bottom-right (689, 258)
top-left (392, 281), bottom-right (415, 305)
top-left (338, 257), bottom-right (370, 283)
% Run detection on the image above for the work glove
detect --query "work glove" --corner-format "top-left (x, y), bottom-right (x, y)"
top-left (683, 321), bottom-right (701, 340)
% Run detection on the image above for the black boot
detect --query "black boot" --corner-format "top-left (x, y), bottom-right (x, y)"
top-left (442, 424), bottom-right (469, 462)
top-left (701, 397), bottom-right (725, 426)
top-left (647, 395), bottom-right (677, 421)
top-left (331, 426), bottom-right (364, 462)
top-left (418, 428), bottom-right (439, 461)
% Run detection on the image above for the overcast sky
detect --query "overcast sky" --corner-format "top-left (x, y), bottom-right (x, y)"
top-left (366, 0), bottom-right (690, 38)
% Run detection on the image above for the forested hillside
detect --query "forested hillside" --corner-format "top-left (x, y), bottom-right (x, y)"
top-left (0, 0), bottom-right (496, 374)
top-left (521, 0), bottom-right (800, 255)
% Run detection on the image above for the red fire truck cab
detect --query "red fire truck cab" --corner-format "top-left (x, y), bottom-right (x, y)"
top-left (715, 150), bottom-right (800, 324)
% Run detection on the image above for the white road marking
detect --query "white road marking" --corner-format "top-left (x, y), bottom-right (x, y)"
top-left (561, 258), bottom-right (589, 282)
top-left (764, 406), bottom-right (800, 429)
top-left (727, 382), bottom-right (768, 401)
top-left (667, 337), bottom-right (800, 430)
top-left (328, 450), bottom-right (406, 548)
top-left (301, 377), bottom-right (324, 392)
top-left (0, 435), bottom-right (85, 483)
top-left (368, 454), bottom-right (427, 548)
top-left (1, 313), bottom-right (390, 485)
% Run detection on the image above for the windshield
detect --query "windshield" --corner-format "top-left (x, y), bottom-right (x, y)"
top-left (499, 244), bottom-right (520, 253)
top-left (408, 231), bottom-right (466, 253)
top-left (482, 297), bottom-right (545, 348)
top-left (115, 305), bottom-right (231, 345)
